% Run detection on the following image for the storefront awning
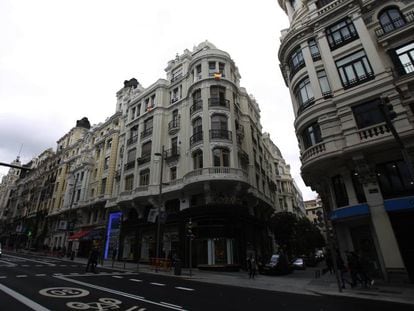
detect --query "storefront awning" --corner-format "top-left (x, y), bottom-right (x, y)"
top-left (68, 230), bottom-right (91, 241)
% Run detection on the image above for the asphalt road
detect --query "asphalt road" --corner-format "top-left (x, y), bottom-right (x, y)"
top-left (0, 252), bottom-right (413, 311)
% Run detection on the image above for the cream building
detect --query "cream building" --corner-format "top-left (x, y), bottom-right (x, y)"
top-left (278, 0), bottom-right (414, 282)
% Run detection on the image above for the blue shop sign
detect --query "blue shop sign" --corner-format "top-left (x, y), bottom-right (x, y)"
top-left (384, 196), bottom-right (414, 212)
top-left (329, 204), bottom-right (369, 221)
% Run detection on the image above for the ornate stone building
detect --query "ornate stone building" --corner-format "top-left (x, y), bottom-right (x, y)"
top-left (278, 0), bottom-right (414, 282)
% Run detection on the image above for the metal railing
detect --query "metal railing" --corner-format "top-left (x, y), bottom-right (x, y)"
top-left (190, 100), bottom-right (203, 115)
top-left (190, 131), bottom-right (203, 146)
top-left (140, 127), bottom-right (153, 139)
top-left (210, 129), bottom-right (232, 141)
top-left (208, 98), bottom-right (230, 108)
top-left (375, 11), bottom-right (414, 38)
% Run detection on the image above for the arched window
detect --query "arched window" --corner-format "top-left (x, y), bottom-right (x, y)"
top-left (379, 7), bottom-right (405, 33)
top-left (212, 147), bottom-right (230, 167)
top-left (192, 149), bottom-right (203, 169)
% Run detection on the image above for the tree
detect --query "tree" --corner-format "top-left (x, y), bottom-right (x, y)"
top-left (269, 212), bottom-right (325, 258)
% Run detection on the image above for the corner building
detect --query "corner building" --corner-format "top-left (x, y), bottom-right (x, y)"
top-left (278, 0), bottom-right (414, 282)
top-left (108, 42), bottom-right (289, 269)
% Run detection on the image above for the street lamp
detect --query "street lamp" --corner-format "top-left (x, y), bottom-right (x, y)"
top-left (154, 145), bottom-right (165, 271)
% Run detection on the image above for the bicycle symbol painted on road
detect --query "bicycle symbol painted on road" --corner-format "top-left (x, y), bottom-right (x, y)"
top-left (39, 287), bottom-right (90, 298)
top-left (66, 298), bottom-right (147, 311)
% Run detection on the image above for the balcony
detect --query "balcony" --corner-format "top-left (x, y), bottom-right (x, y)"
top-left (124, 161), bottom-right (135, 171)
top-left (375, 11), bottom-right (414, 38)
top-left (190, 131), bottom-right (203, 147)
top-left (137, 155), bottom-right (151, 165)
top-left (301, 142), bottom-right (326, 163)
top-left (164, 147), bottom-right (180, 161)
top-left (190, 100), bottom-right (203, 115)
top-left (140, 127), bottom-right (153, 139)
top-left (183, 167), bottom-right (249, 185)
top-left (343, 72), bottom-right (374, 89)
top-left (208, 98), bottom-right (230, 109)
top-left (210, 129), bottom-right (232, 142)
top-left (357, 123), bottom-right (390, 141)
top-left (127, 135), bottom-right (138, 146)
top-left (168, 117), bottom-right (180, 135)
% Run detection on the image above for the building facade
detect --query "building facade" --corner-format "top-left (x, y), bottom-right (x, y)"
top-left (278, 0), bottom-right (414, 282)
top-left (0, 41), bottom-right (304, 270)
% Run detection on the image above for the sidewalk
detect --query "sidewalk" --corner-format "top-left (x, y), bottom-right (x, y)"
top-left (17, 250), bottom-right (414, 305)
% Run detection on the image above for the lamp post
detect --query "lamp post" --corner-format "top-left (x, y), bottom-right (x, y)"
top-left (154, 145), bottom-right (165, 271)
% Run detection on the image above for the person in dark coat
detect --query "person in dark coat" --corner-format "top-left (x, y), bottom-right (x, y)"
top-left (246, 255), bottom-right (257, 279)
top-left (86, 248), bottom-right (99, 273)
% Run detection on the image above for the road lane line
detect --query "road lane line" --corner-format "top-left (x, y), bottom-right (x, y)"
top-left (160, 302), bottom-right (183, 309)
top-left (112, 275), bottom-right (123, 279)
top-left (16, 275), bottom-right (28, 278)
top-left (0, 276), bottom-right (7, 279)
top-left (35, 274), bottom-right (46, 276)
top-left (0, 259), bottom-right (17, 267)
top-left (3, 254), bottom-right (55, 266)
top-left (22, 264), bottom-right (30, 267)
top-left (54, 275), bottom-right (187, 310)
top-left (175, 287), bottom-right (195, 291)
top-left (150, 282), bottom-right (165, 286)
top-left (130, 279), bottom-right (143, 282)
top-left (0, 283), bottom-right (51, 311)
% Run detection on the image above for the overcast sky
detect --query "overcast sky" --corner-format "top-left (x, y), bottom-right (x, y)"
top-left (0, 0), bottom-right (317, 200)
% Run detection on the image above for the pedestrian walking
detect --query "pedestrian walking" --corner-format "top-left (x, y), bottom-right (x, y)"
top-left (325, 250), bottom-right (334, 274)
top-left (86, 247), bottom-right (99, 273)
top-left (247, 255), bottom-right (257, 279)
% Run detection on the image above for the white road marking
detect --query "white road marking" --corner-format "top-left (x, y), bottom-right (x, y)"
top-left (160, 302), bottom-right (183, 309)
top-left (130, 279), bottom-right (143, 283)
top-left (3, 254), bottom-right (55, 266)
top-left (0, 283), bottom-right (51, 311)
top-left (0, 259), bottom-right (17, 267)
top-left (36, 274), bottom-right (46, 276)
top-left (175, 287), bottom-right (195, 291)
top-left (16, 275), bottom-right (28, 278)
top-left (150, 282), bottom-right (165, 287)
top-left (22, 264), bottom-right (30, 267)
top-left (54, 275), bottom-right (187, 310)
top-left (0, 276), bottom-right (7, 279)
top-left (70, 273), bottom-right (80, 275)
top-left (35, 265), bottom-right (43, 267)
top-left (71, 265), bottom-right (78, 267)
top-left (112, 276), bottom-right (123, 279)
top-left (53, 273), bottom-right (63, 276)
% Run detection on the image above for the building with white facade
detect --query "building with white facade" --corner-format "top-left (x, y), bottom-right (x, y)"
top-left (278, 0), bottom-right (414, 282)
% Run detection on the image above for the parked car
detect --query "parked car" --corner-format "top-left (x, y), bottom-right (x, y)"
top-left (261, 254), bottom-right (293, 275)
top-left (291, 257), bottom-right (306, 270)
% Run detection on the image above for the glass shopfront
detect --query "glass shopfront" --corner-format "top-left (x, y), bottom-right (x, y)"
top-left (195, 238), bottom-right (234, 265)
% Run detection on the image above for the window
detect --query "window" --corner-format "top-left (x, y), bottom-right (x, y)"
top-left (101, 178), bottom-right (107, 195)
top-left (139, 169), bottom-right (150, 186)
top-left (210, 86), bottom-right (226, 103)
top-left (302, 122), bottom-right (322, 149)
top-left (379, 7), bottom-right (405, 34)
top-left (171, 137), bottom-right (178, 155)
top-left (142, 117), bottom-right (153, 138)
top-left (308, 39), bottom-right (320, 61)
top-left (171, 87), bottom-right (179, 103)
top-left (395, 42), bottom-right (414, 74)
top-left (125, 174), bottom-right (134, 191)
top-left (137, 104), bottom-right (141, 117)
top-left (326, 18), bottom-right (358, 50)
top-left (213, 147), bottom-right (230, 167)
top-left (352, 99), bottom-right (385, 129)
top-left (351, 171), bottom-right (366, 203)
top-left (171, 66), bottom-right (182, 82)
top-left (130, 107), bottom-right (136, 120)
top-left (195, 64), bottom-right (202, 80)
top-left (376, 160), bottom-right (414, 199)
top-left (211, 114), bottom-right (227, 130)
top-left (219, 62), bottom-right (225, 76)
top-left (317, 70), bottom-right (331, 97)
top-left (295, 77), bottom-right (314, 112)
top-left (288, 46), bottom-right (305, 77)
top-left (125, 148), bottom-right (136, 170)
top-left (336, 50), bottom-right (374, 88)
top-left (193, 149), bottom-right (203, 169)
top-left (141, 141), bottom-right (152, 158)
top-left (170, 167), bottom-right (177, 180)
top-left (208, 61), bottom-right (216, 76)
top-left (106, 139), bottom-right (112, 150)
top-left (128, 125), bottom-right (138, 145)
top-left (191, 117), bottom-right (203, 145)
top-left (104, 156), bottom-right (110, 170)
top-left (332, 175), bottom-right (349, 207)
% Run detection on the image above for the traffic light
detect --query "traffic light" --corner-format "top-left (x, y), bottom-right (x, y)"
top-left (381, 97), bottom-right (397, 120)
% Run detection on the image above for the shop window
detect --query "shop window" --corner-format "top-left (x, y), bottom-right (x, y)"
top-left (301, 122), bottom-right (322, 149)
top-left (332, 175), bottom-right (349, 208)
top-left (379, 7), bottom-right (406, 34)
top-left (336, 50), bottom-right (374, 88)
top-left (352, 99), bottom-right (384, 129)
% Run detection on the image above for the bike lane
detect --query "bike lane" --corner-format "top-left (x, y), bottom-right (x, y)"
top-left (0, 273), bottom-right (183, 311)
